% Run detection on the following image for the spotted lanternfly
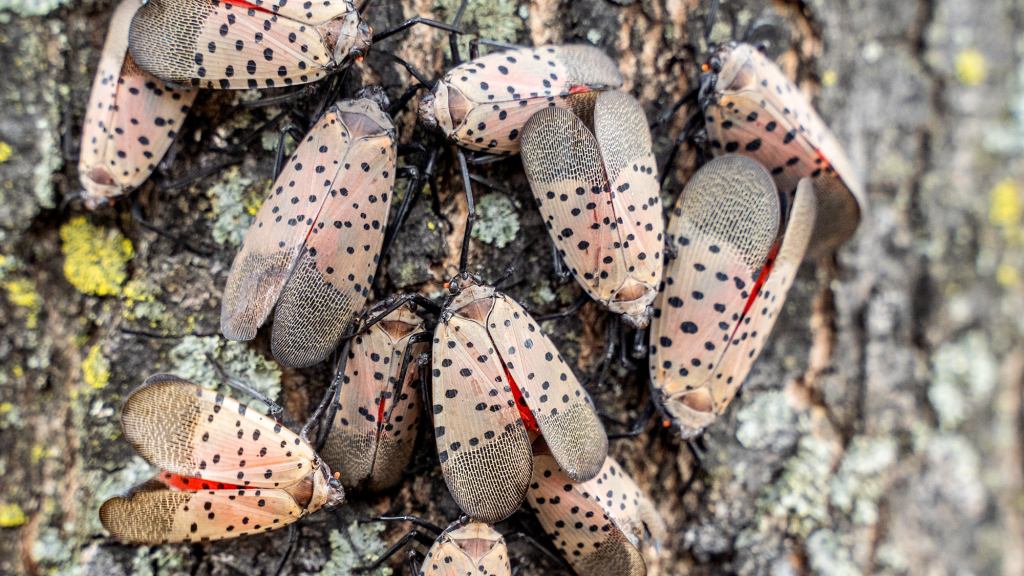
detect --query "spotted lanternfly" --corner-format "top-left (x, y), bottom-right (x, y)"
top-left (526, 447), bottom-right (666, 576)
top-left (79, 0), bottom-right (195, 209)
top-left (221, 89), bottom-right (396, 368)
top-left (702, 42), bottom-right (863, 259)
top-left (419, 44), bottom-right (623, 154)
top-left (649, 156), bottom-right (816, 438)
top-left (419, 520), bottom-right (511, 576)
top-left (127, 0), bottom-right (371, 90)
top-left (99, 374), bottom-right (345, 544)
top-left (431, 276), bottom-right (608, 523)
top-left (320, 302), bottom-right (426, 492)
top-left (521, 90), bottom-right (664, 328)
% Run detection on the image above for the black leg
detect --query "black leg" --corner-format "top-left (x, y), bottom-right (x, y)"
top-left (448, 0), bottom-right (469, 65)
top-left (549, 240), bottom-right (570, 281)
top-left (381, 160), bottom-right (427, 261)
top-left (456, 148), bottom-right (476, 274)
top-left (380, 331), bottom-right (433, 428)
top-left (157, 157), bottom-right (242, 194)
top-left (606, 396), bottom-right (656, 440)
top-left (352, 529), bottom-right (431, 574)
top-left (371, 16), bottom-right (464, 44)
top-left (204, 353), bottom-right (285, 418)
top-left (631, 326), bottom-right (647, 360)
top-left (705, 0), bottom-right (720, 46)
top-left (272, 524), bottom-right (299, 576)
top-left (659, 108), bottom-right (706, 189)
top-left (314, 343), bottom-right (354, 453)
top-left (301, 339), bottom-right (353, 440)
top-left (130, 200), bottom-right (216, 257)
top-left (536, 293), bottom-right (589, 323)
top-left (587, 316), bottom-right (620, 388)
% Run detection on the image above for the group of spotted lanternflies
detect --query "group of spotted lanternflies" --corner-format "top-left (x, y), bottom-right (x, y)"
top-left (78, 0), bottom-right (865, 574)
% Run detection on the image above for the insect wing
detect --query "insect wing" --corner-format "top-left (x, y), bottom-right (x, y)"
top-left (323, 306), bottom-right (424, 492)
top-left (521, 108), bottom-right (626, 313)
top-left (707, 178), bottom-right (816, 411)
top-left (429, 44), bottom-right (622, 153)
top-left (120, 374), bottom-right (318, 488)
top-left (527, 453), bottom-right (647, 576)
top-left (432, 284), bottom-right (533, 523)
top-left (79, 0), bottom-right (195, 207)
top-left (222, 98), bottom-right (396, 367)
top-left (422, 523), bottom-right (511, 576)
top-left (649, 156), bottom-right (779, 437)
top-left (707, 43), bottom-right (863, 257)
top-left (486, 293), bottom-right (607, 481)
top-left (592, 90), bottom-right (664, 326)
top-left (100, 477), bottom-right (303, 544)
top-left (128, 0), bottom-right (335, 89)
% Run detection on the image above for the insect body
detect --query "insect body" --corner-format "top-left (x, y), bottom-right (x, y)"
top-left (419, 44), bottom-right (623, 154)
top-left (99, 374), bottom-right (345, 544)
top-left (649, 156), bottom-right (816, 437)
top-left (321, 302), bottom-right (426, 492)
top-left (527, 450), bottom-right (666, 576)
top-left (703, 42), bottom-right (863, 258)
top-left (127, 0), bottom-right (371, 90)
top-left (221, 90), bottom-right (396, 368)
top-left (419, 520), bottom-right (511, 576)
top-left (79, 0), bottom-right (195, 208)
top-left (431, 276), bottom-right (608, 523)
top-left (521, 90), bottom-right (663, 328)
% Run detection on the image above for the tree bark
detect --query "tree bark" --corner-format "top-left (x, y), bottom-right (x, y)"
top-left (0, 0), bottom-right (1021, 574)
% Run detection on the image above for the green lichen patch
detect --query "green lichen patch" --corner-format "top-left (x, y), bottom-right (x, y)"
top-left (205, 166), bottom-right (266, 248)
top-left (756, 433), bottom-right (837, 537)
top-left (4, 276), bottom-right (41, 329)
top-left (471, 193), bottom-right (520, 248)
top-left (806, 529), bottom-right (861, 576)
top-left (59, 216), bottom-right (134, 297)
top-left (323, 519), bottom-right (393, 576)
top-left (120, 279), bottom-right (170, 328)
top-left (0, 0), bottom-right (68, 17)
top-left (81, 343), bottom-right (110, 390)
top-left (434, 0), bottom-right (524, 59)
top-left (170, 336), bottom-right (282, 402)
top-left (0, 502), bottom-right (26, 528)
top-left (734, 391), bottom-right (797, 451)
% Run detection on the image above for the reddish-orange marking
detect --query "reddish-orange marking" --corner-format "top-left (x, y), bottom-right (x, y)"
top-left (505, 366), bottom-right (539, 433)
top-left (224, 0), bottom-right (275, 16)
top-left (732, 240), bottom-right (781, 340)
top-left (568, 85), bottom-right (592, 95)
top-left (375, 394), bottom-right (388, 435)
top-left (161, 472), bottom-right (247, 491)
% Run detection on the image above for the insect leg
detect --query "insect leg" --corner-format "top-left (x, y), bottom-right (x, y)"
top-left (380, 331), bottom-right (433, 427)
top-left (381, 162), bottom-right (426, 260)
top-left (157, 157), bottom-right (242, 194)
top-left (448, 0), bottom-right (469, 65)
top-left (205, 353), bottom-right (285, 418)
top-left (371, 16), bottom-right (464, 44)
top-left (456, 148), bottom-right (476, 274)
top-left (271, 524), bottom-right (299, 576)
top-left (129, 199), bottom-right (216, 257)
top-left (503, 530), bottom-right (573, 573)
top-left (606, 395), bottom-right (656, 440)
top-left (301, 339), bottom-right (353, 440)
top-left (352, 529), bottom-right (432, 574)
top-left (704, 0), bottom-right (720, 47)
top-left (406, 549), bottom-right (424, 575)
top-left (659, 107), bottom-right (707, 188)
top-left (315, 342), bottom-right (354, 452)
top-left (536, 293), bottom-right (589, 322)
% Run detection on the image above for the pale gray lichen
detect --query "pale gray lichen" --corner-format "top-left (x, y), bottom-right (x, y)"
top-left (928, 331), bottom-right (997, 429)
top-left (0, 0), bottom-right (68, 17)
top-left (323, 519), bottom-right (394, 576)
top-left (734, 391), bottom-right (797, 451)
top-left (806, 529), bottom-right (862, 576)
top-left (205, 166), bottom-right (265, 248)
top-left (830, 436), bottom-right (897, 526)
top-left (757, 433), bottom-right (837, 537)
top-left (434, 0), bottom-right (524, 59)
top-left (471, 193), bottom-right (520, 248)
top-left (170, 336), bottom-right (282, 402)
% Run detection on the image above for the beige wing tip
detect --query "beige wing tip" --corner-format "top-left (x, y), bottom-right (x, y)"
top-left (658, 388), bottom-right (716, 440)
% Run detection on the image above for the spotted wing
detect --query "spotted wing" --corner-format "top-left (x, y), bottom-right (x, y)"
top-left (592, 90), bottom-right (664, 326)
top-left (585, 457), bottom-right (667, 550)
top-left (322, 306), bottom-right (424, 492)
top-left (120, 374), bottom-right (317, 488)
top-left (649, 156), bottom-right (779, 438)
top-left (432, 289), bottom-right (532, 523)
top-left (235, 0), bottom-right (357, 25)
top-left (706, 43), bottom-right (862, 257)
top-left (521, 106), bottom-right (629, 313)
top-left (443, 44), bottom-right (621, 153)
top-left (79, 0), bottom-right (195, 207)
top-left (486, 293), bottom-right (607, 482)
top-left (706, 178), bottom-right (815, 412)
top-left (128, 0), bottom-right (334, 89)
top-left (100, 479), bottom-right (302, 544)
top-left (527, 453), bottom-right (647, 576)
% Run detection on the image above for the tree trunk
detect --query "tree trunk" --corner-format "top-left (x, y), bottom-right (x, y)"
top-left (0, 0), bottom-right (1020, 574)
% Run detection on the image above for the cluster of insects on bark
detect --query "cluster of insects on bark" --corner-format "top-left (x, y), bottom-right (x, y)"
top-left (75, 0), bottom-right (865, 574)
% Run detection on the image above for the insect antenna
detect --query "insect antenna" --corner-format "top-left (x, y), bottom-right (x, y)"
top-left (536, 294), bottom-right (590, 322)
top-left (448, 0), bottom-right (470, 65)
top-left (370, 16), bottom-right (465, 44)
top-left (352, 516), bottom-right (442, 573)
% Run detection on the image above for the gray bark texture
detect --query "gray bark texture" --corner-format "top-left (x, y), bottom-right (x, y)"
top-left (0, 0), bottom-right (1021, 574)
